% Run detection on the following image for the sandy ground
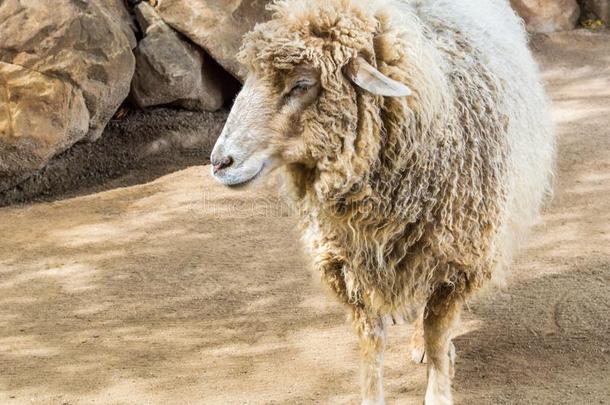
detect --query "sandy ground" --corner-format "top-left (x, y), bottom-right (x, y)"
top-left (0, 30), bottom-right (609, 405)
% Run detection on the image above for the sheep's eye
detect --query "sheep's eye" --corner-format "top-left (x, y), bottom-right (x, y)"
top-left (287, 81), bottom-right (312, 96)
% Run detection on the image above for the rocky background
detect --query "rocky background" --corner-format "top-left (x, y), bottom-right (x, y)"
top-left (0, 0), bottom-right (608, 201)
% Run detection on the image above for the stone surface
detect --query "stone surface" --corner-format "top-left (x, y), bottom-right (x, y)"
top-left (155, 0), bottom-right (272, 81)
top-left (0, 63), bottom-right (89, 190)
top-left (511, 0), bottom-right (581, 32)
top-left (0, 0), bottom-right (135, 190)
top-left (579, 0), bottom-right (610, 22)
top-left (130, 2), bottom-right (224, 111)
top-left (96, 0), bottom-right (139, 49)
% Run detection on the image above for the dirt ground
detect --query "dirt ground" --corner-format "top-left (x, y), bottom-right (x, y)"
top-left (0, 108), bottom-right (228, 206)
top-left (0, 30), bottom-right (609, 405)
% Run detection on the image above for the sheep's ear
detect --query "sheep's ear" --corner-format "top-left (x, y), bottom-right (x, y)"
top-left (346, 56), bottom-right (411, 97)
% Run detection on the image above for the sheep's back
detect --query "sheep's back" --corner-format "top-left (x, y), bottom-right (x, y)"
top-left (396, 0), bottom-right (555, 282)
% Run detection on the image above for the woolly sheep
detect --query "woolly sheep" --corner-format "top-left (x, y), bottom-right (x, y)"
top-left (210, 0), bottom-right (555, 403)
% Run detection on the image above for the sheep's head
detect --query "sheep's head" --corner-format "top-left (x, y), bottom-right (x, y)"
top-left (211, 0), bottom-right (410, 197)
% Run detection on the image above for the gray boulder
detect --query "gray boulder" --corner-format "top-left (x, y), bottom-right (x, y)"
top-left (96, 0), bottom-right (139, 49)
top-left (155, 0), bottom-right (272, 81)
top-left (130, 2), bottom-right (224, 111)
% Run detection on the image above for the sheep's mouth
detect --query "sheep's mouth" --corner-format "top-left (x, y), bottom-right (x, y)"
top-left (226, 163), bottom-right (266, 189)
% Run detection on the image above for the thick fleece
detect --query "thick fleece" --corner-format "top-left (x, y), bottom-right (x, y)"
top-left (239, 0), bottom-right (554, 318)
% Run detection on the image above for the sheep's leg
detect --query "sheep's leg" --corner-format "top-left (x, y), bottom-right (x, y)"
top-left (353, 308), bottom-right (386, 405)
top-left (408, 314), bottom-right (427, 364)
top-left (423, 289), bottom-right (461, 405)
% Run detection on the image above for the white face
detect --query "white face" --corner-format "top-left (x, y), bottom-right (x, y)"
top-left (210, 77), bottom-right (273, 187)
top-left (210, 69), bottom-right (321, 187)
top-left (210, 57), bottom-right (411, 187)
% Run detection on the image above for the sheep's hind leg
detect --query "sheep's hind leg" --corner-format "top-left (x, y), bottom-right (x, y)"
top-left (353, 308), bottom-right (386, 405)
top-left (423, 287), bottom-right (461, 405)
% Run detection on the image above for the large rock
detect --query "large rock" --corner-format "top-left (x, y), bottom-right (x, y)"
top-left (0, 63), bottom-right (89, 190)
top-left (511, 0), bottom-right (581, 32)
top-left (0, 0), bottom-right (135, 190)
top-left (96, 0), bottom-right (139, 49)
top-left (155, 0), bottom-right (272, 81)
top-left (130, 2), bottom-right (224, 111)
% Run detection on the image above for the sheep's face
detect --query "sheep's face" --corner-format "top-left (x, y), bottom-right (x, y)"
top-left (210, 66), bottom-right (322, 187)
top-left (211, 1), bottom-right (411, 191)
top-left (211, 59), bottom-right (410, 190)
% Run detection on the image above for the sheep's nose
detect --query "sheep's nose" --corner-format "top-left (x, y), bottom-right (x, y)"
top-left (212, 155), bottom-right (234, 174)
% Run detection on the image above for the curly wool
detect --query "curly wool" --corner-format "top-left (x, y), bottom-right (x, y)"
top-left (240, 0), bottom-right (555, 316)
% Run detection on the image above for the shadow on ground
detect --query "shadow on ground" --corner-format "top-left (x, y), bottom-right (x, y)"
top-left (0, 108), bottom-right (227, 207)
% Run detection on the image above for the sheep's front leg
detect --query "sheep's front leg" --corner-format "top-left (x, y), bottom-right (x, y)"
top-left (352, 308), bottom-right (386, 405)
top-left (423, 288), bottom-right (461, 405)
top-left (408, 312), bottom-right (427, 364)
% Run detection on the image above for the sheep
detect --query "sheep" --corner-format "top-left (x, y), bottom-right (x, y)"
top-left (210, 0), bottom-right (555, 403)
